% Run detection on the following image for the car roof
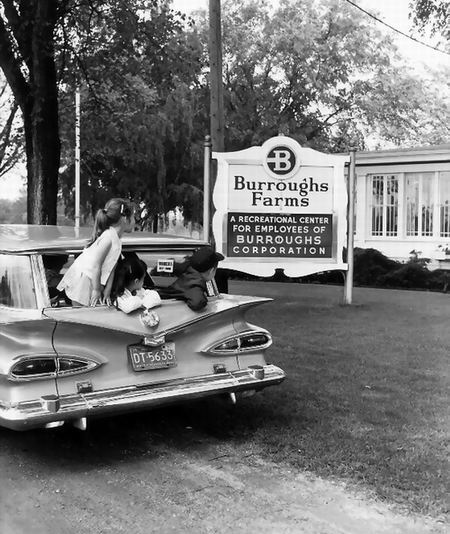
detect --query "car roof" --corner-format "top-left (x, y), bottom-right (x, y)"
top-left (0, 224), bottom-right (208, 253)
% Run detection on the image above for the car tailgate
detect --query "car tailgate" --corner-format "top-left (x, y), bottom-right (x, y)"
top-left (44, 295), bottom-right (271, 395)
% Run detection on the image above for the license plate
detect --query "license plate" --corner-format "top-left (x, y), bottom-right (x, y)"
top-left (128, 342), bottom-right (177, 371)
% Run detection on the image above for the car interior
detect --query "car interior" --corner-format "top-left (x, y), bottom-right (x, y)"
top-left (41, 250), bottom-right (192, 308)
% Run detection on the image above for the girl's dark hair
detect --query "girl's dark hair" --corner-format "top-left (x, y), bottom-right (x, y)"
top-left (111, 254), bottom-right (148, 302)
top-left (89, 198), bottom-right (133, 245)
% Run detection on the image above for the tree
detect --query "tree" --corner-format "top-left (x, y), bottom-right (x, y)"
top-left (57, 0), bottom-right (448, 231)
top-left (0, 0), bottom-right (203, 227)
top-left (194, 0), bottom-right (449, 151)
top-left (57, 1), bottom-right (205, 230)
top-left (0, 0), bottom-right (61, 224)
top-left (0, 76), bottom-right (23, 177)
top-left (410, 0), bottom-right (450, 45)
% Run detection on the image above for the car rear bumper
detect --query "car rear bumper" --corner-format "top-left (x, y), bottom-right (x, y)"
top-left (0, 364), bottom-right (285, 431)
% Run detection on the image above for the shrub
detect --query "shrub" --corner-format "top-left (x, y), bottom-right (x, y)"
top-left (222, 247), bottom-right (450, 292)
top-left (353, 248), bottom-right (400, 286)
top-left (355, 250), bottom-right (450, 291)
top-left (426, 269), bottom-right (450, 292)
top-left (377, 262), bottom-right (431, 289)
top-left (302, 270), bottom-right (345, 285)
top-left (309, 248), bottom-right (449, 291)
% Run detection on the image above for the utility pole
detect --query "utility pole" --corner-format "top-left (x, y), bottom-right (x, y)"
top-left (208, 0), bottom-right (229, 293)
top-left (75, 87), bottom-right (81, 228)
top-left (209, 0), bottom-right (224, 153)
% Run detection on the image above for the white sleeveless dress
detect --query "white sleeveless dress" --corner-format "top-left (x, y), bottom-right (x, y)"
top-left (57, 228), bottom-right (122, 305)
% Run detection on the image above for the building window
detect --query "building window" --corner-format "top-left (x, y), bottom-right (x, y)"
top-left (439, 171), bottom-right (450, 238)
top-left (405, 172), bottom-right (434, 237)
top-left (370, 175), bottom-right (398, 236)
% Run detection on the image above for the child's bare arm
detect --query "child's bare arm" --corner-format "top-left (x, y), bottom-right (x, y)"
top-left (103, 266), bottom-right (115, 306)
top-left (89, 236), bottom-right (112, 306)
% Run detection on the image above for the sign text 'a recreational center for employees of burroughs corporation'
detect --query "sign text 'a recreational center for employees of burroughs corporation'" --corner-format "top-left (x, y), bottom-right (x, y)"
top-left (227, 213), bottom-right (333, 258)
top-left (212, 136), bottom-right (349, 278)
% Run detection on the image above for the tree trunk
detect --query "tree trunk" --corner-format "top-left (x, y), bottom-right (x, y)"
top-left (27, 0), bottom-right (60, 224)
top-left (0, 0), bottom-right (60, 225)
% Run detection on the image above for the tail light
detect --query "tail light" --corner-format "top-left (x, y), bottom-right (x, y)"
top-left (11, 358), bottom-right (57, 378)
top-left (8, 355), bottom-right (101, 381)
top-left (204, 330), bottom-right (272, 355)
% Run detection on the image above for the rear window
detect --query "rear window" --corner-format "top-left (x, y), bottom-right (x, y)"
top-left (136, 250), bottom-right (218, 296)
top-left (40, 247), bottom-right (218, 306)
top-left (138, 251), bottom-right (193, 287)
top-left (47, 251), bottom-right (196, 288)
top-left (0, 254), bottom-right (36, 309)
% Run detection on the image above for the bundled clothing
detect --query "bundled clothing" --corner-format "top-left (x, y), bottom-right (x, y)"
top-left (159, 266), bottom-right (209, 311)
top-left (116, 287), bottom-right (161, 314)
top-left (158, 247), bottom-right (224, 312)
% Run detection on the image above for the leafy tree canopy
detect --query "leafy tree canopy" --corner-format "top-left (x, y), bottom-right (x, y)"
top-left (3, 0), bottom-right (448, 227)
top-left (58, 0), bottom-right (205, 228)
top-left (192, 0), bottom-right (450, 152)
top-left (0, 75), bottom-right (23, 177)
top-left (410, 0), bottom-right (450, 44)
top-left (57, 0), bottom-right (450, 227)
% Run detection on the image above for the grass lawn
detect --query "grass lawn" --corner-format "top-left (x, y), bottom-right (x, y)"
top-left (217, 281), bottom-right (449, 518)
top-left (6, 280), bottom-right (446, 522)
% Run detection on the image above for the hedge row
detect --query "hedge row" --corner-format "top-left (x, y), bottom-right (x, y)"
top-left (305, 248), bottom-right (450, 291)
top-left (352, 248), bottom-right (449, 291)
top-left (223, 248), bottom-right (450, 292)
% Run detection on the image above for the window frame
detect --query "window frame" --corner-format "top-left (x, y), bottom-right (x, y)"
top-left (404, 171), bottom-right (435, 238)
top-left (365, 170), bottom-right (450, 242)
top-left (438, 171), bottom-right (450, 239)
top-left (368, 174), bottom-right (399, 238)
top-left (36, 246), bottom-right (221, 309)
top-left (0, 253), bottom-right (42, 310)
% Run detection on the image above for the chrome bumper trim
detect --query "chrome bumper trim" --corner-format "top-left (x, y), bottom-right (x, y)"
top-left (0, 364), bottom-right (285, 430)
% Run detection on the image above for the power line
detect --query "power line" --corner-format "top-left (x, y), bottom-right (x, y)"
top-left (343, 0), bottom-right (450, 57)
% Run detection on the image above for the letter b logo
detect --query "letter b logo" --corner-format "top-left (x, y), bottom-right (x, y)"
top-left (266, 146), bottom-right (296, 177)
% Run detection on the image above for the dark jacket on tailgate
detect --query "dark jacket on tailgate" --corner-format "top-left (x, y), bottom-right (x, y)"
top-left (158, 247), bottom-right (224, 311)
top-left (159, 266), bottom-right (208, 311)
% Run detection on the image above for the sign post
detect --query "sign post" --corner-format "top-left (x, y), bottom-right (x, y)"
top-left (344, 148), bottom-right (356, 304)
top-left (203, 135), bottom-right (212, 243)
top-left (212, 136), bottom-right (349, 278)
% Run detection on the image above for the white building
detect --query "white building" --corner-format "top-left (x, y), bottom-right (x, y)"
top-left (354, 144), bottom-right (450, 267)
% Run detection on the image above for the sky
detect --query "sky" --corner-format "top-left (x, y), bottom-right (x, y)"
top-left (1, 0), bottom-right (448, 200)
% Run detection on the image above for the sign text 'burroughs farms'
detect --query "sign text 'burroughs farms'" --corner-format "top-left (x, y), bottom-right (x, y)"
top-left (232, 175), bottom-right (329, 208)
top-left (227, 212), bottom-right (332, 257)
top-left (228, 166), bottom-right (333, 212)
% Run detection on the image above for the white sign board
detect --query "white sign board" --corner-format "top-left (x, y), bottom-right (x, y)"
top-left (212, 136), bottom-right (349, 277)
top-left (156, 259), bottom-right (174, 273)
